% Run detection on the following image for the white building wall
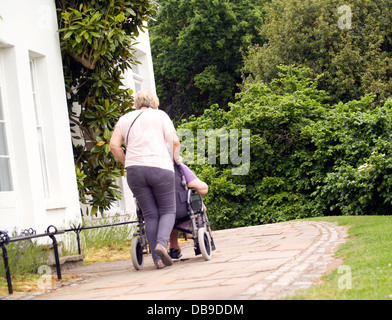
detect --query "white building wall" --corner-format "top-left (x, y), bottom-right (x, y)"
top-left (0, 0), bottom-right (82, 234)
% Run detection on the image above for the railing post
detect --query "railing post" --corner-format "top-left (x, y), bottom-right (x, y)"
top-left (0, 231), bottom-right (13, 294)
top-left (46, 225), bottom-right (62, 280)
top-left (70, 223), bottom-right (84, 255)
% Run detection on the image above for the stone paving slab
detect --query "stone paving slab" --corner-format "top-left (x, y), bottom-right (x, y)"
top-left (10, 220), bottom-right (347, 300)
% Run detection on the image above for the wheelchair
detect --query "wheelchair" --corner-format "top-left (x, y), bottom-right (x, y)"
top-left (130, 172), bottom-right (216, 270)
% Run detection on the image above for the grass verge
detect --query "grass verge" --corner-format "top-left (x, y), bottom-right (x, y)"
top-left (83, 241), bottom-right (132, 264)
top-left (287, 215), bottom-right (392, 300)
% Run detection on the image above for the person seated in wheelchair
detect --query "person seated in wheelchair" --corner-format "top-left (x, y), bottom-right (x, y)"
top-left (169, 158), bottom-right (208, 259)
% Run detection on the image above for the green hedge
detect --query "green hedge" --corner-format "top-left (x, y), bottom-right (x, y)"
top-left (179, 65), bottom-right (392, 230)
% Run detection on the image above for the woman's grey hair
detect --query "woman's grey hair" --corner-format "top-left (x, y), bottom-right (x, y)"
top-left (134, 90), bottom-right (160, 110)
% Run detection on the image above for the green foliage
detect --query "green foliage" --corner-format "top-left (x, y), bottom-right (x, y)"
top-left (309, 98), bottom-right (392, 215)
top-left (243, 0), bottom-right (392, 105)
top-left (56, 0), bottom-right (156, 215)
top-left (179, 65), bottom-right (325, 228)
top-left (180, 65), bottom-right (392, 229)
top-left (149, 0), bottom-right (267, 121)
top-left (0, 232), bottom-right (49, 276)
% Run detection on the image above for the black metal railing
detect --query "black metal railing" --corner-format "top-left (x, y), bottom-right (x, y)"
top-left (0, 219), bottom-right (137, 295)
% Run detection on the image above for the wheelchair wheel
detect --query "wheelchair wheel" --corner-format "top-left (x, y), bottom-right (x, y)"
top-left (198, 227), bottom-right (212, 261)
top-left (131, 237), bottom-right (144, 270)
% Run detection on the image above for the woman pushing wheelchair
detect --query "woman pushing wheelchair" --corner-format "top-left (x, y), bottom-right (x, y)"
top-left (110, 90), bottom-right (181, 269)
top-left (110, 90), bottom-right (213, 270)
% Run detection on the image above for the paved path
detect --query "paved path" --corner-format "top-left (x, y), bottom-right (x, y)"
top-left (28, 221), bottom-right (346, 300)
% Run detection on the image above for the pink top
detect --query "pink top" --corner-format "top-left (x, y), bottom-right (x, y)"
top-left (115, 108), bottom-right (176, 172)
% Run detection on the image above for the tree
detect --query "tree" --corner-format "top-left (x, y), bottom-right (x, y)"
top-left (55, 0), bottom-right (156, 215)
top-left (243, 0), bottom-right (392, 105)
top-left (149, 0), bottom-right (267, 121)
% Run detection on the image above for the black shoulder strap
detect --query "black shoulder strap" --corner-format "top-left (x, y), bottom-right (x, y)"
top-left (125, 111), bottom-right (144, 151)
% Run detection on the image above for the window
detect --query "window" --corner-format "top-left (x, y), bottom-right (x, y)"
top-left (132, 55), bottom-right (143, 93)
top-left (30, 59), bottom-right (50, 198)
top-left (0, 83), bottom-right (13, 192)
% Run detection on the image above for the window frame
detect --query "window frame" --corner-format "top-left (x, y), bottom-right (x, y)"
top-left (29, 58), bottom-right (51, 199)
top-left (0, 52), bottom-right (14, 192)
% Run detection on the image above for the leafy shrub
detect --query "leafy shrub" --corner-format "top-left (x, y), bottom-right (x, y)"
top-left (309, 98), bottom-right (392, 215)
top-left (179, 65), bottom-right (327, 229)
top-left (179, 65), bottom-right (392, 229)
top-left (315, 151), bottom-right (392, 216)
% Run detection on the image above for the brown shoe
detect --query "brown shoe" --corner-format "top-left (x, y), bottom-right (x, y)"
top-left (154, 244), bottom-right (173, 266)
top-left (154, 260), bottom-right (166, 269)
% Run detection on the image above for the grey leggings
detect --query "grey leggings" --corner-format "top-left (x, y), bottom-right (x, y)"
top-left (126, 166), bottom-right (176, 262)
